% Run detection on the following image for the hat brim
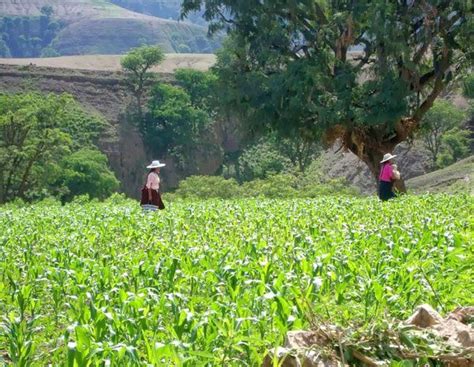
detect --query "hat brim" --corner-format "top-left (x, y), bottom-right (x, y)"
top-left (147, 164), bottom-right (166, 168)
top-left (380, 155), bottom-right (397, 163)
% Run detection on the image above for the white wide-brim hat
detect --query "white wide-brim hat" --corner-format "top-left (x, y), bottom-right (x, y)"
top-left (380, 153), bottom-right (397, 163)
top-left (147, 160), bottom-right (166, 169)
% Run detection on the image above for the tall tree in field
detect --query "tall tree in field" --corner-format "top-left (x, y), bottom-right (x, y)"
top-left (182, 0), bottom-right (472, 179)
top-left (121, 45), bottom-right (165, 121)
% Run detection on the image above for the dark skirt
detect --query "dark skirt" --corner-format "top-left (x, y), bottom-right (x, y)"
top-left (378, 180), bottom-right (395, 201)
top-left (140, 187), bottom-right (165, 210)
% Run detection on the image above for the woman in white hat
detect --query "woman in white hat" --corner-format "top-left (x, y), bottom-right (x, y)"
top-left (140, 160), bottom-right (166, 210)
top-left (378, 153), bottom-right (399, 201)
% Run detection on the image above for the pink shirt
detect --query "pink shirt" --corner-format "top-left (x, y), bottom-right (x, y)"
top-left (146, 172), bottom-right (160, 190)
top-left (379, 163), bottom-right (393, 182)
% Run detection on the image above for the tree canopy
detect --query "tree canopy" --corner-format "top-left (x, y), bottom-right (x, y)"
top-left (182, 0), bottom-right (473, 177)
top-left (0, 93), bottom-right (117, 203)
top-left (121, 45), bottom-right (165, 119)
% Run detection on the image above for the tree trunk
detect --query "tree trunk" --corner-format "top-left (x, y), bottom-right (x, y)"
top-left (343, 128), bottom-right (408, 194)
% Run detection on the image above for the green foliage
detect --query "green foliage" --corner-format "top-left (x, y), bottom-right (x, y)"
top-left (419, 100), bottom-right (468, 169)
top-left (297, 159), bottom-right (360, 197)
top-left (238, 140), bottom-right (291, 181)
top-left (145, 83), bottom-right (210, 168)
top-left (53, 149), bottom-right (119, 202)
top-left (0, 92), bottom-right (116, 203)
top-left (121, 45), bottom-right (165, 75)
top-left (0, 10), bottom-right (63, 57)
top-left (144, 70), bottom-right (222, 173)
top-left (0, 195), bottom-right (472, 365)
top-left (241, 173), bottom-right (298, 198)
top-left (184, 0), bottom-right (472, 172)
top-left (174, 175), bottom-right (239, 199)
top-left (174, 69), bottom-right (218, 112)
top-left (462, 74), bottom-right (474, 99)
top-left (121, 45), bottom-right (165, 118)
top-left (174, 166), bottom-right (358, 199)
top-left (234, 132), bottom-right (321, 182)
top-left (436, 129), bottom-right (472, 169)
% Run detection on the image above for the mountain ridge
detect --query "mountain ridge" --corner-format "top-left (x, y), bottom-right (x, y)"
top-left (0, 0), bottom-right (220, 55)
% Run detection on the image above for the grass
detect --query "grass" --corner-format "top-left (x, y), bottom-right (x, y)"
top-left (407, 155), bottom-right (474, 195)
top-left (0, 195), bottom-right (472, 365)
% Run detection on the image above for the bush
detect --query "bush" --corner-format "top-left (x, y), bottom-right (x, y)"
top-left (238, 141), bottom-right (292, 181)
top-left (241, 173), bottom-right (298, 198)
top-left (173, 170), bottom-right (361, 200)
top-left (56, 149), bottom-right (119, 202)
top-left (296, 160), bottom-right (359, 196)
top-left (175, 176), bottom-right (240, 199)
top-left (299, 178), bottom-right (360, 197)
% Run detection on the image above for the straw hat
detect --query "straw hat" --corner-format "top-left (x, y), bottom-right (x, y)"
top-left (146, 160), bottom-right (166, 169)
top-left (380, 153), bottom-right (397, 163)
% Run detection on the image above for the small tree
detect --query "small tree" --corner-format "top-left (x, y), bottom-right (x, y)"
top-left (419, 100), bottom-right (465, 169)
top-left (278, 134), bottom-right (321, 173)
top-left (121, 45), bottom-right (165, 120)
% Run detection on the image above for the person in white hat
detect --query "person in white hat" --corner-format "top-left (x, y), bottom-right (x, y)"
top-left (378, 153), bottom-right (399, 201)
top-left (140, 160), bottom-right (166, 210)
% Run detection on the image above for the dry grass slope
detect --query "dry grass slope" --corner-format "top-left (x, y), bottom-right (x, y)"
top-left (0, 54), bottom-right (216, 72)
top-left (0, 0), bottom-right (151, 20)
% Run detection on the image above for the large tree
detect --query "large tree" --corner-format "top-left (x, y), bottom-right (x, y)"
top-left (182, 0), bottom-right (472, 179)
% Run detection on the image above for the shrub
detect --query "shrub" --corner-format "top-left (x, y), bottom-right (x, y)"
top-left (241, 173), bottom-right (298, 198)
top-left (175, 176), bottom-right (240, 199)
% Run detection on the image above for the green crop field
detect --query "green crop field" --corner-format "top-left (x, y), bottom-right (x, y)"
top-left (0, 195), bottom-right (472, 365)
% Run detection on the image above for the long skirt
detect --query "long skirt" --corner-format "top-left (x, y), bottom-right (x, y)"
top-left (378, 180), bottom-right (395, 201)
top-left (140, 187), bottom-right (165, 210)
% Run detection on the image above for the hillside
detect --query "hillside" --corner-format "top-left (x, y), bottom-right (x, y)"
top-left (406, 156), bottom-right (474, 195)
top-left (0, 0), bottom-right (220, 56)
top-left (0, 0), bottom-right (145, 20)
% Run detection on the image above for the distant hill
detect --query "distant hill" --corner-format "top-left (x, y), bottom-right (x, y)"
top-left (109, 0), bottom-right (207, 26)
top-left (0, 0), bottom-right (220, 57)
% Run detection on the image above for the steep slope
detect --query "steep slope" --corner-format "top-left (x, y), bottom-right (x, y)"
top-left (0, 0), bottom-right (220, 55)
